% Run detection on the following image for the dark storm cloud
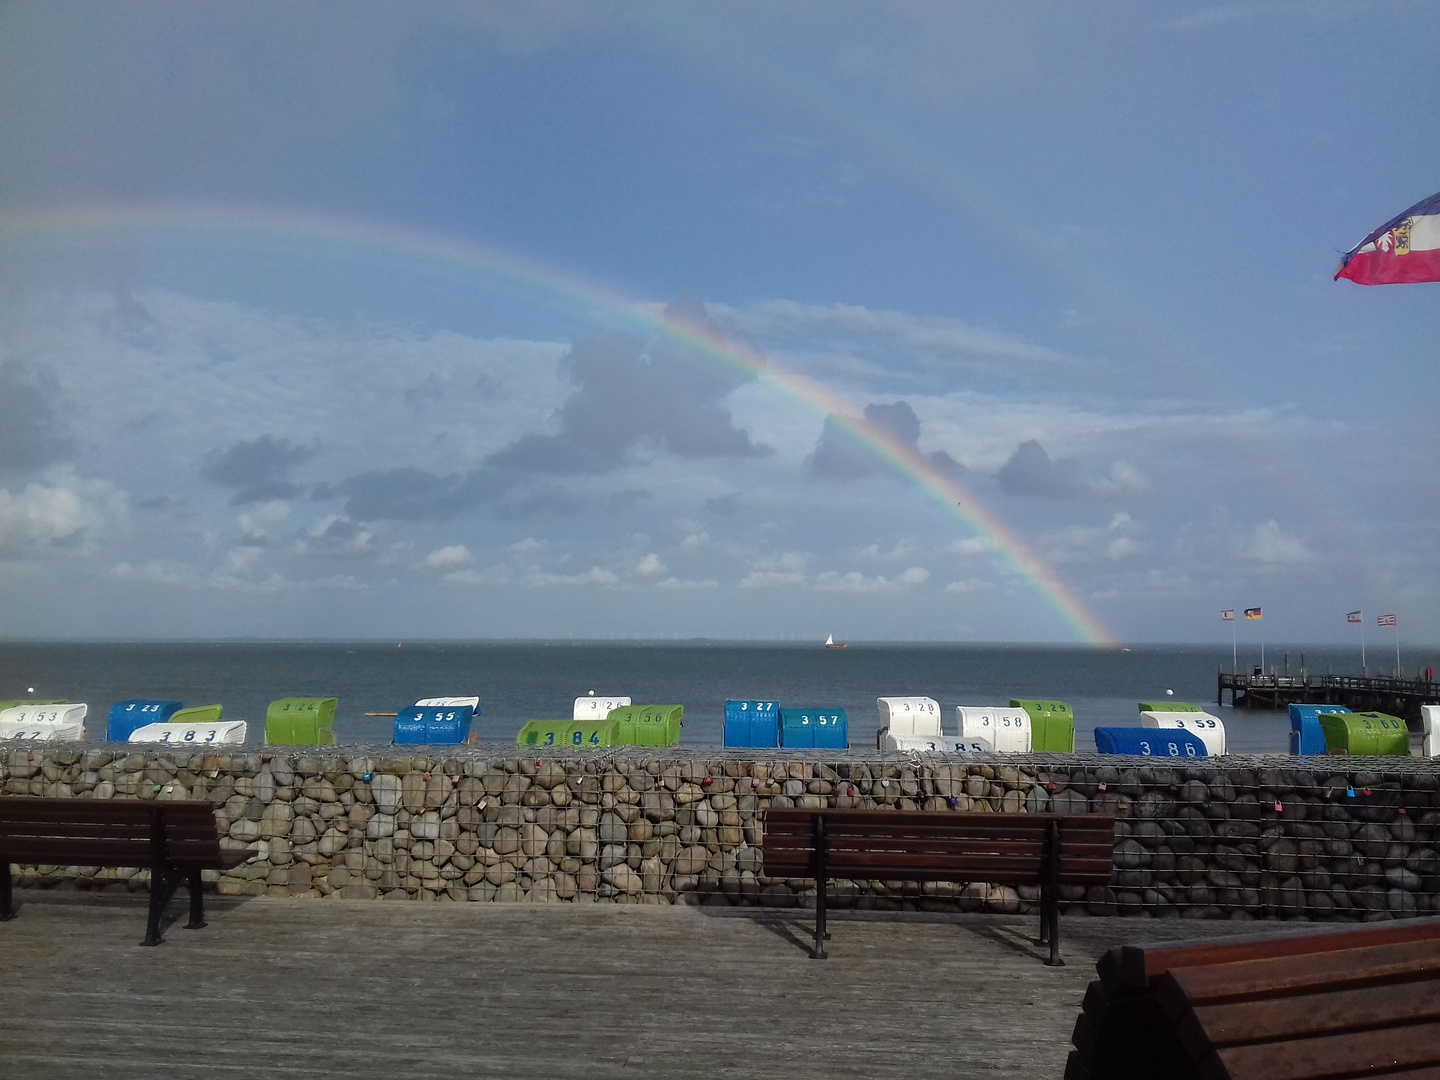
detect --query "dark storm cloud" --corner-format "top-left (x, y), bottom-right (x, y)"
top-left (705, 492), bottom-right (741, 516)
top-left (485, 327), bottom-right (770, 475)
top-left (995, 439), bottom-right (1084, 499)
top-left (808, 400), bottom-right (964, 482)
top-left (200, 434), bottom-right (316, 504)
top-left (0, 361), bottom-right (72, 475)
top-left (319, 310), bottom-right (763, 521)
top-left (317, 467), bottom-right (464, 521)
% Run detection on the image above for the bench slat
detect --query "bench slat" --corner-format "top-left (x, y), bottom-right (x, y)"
top-left (762, 860), bottom-right (1113, 885)
top-left (1175, 979), bottom-right (1440, 1060)
top-left (1200, 1018), bottom-right (1440, 1080)
top-left (1101, 918), bottom-right (1440, 992)
top-left (1155, 939), bottom-right (1440, 1019)
top-left (0, 799), bottom-right (213, 822)
top-left (0, 829), bottom-right (218, 846)
top-left (0, 836), bottom-right (240, 863)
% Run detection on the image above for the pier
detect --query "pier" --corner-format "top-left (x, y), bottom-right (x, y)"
top-left (1217, 668), bottom-right (1440, 721)
top-left (0, 894), bottom-right (1290, 1080)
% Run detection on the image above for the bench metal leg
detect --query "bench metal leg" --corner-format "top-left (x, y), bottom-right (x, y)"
top-left (142, 816), bottom-right (182, 947)
top-left (1042, 819), bottom-right (1064, 967)
top-left (185, 869), bottom-right (205, 930)
top-left (812, 814), bottom-right (828, 960)
top-left (1, 862), bottom-right (14, 922)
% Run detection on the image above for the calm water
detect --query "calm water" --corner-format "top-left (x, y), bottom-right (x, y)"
top-left (1, 640), bottom-right (1386, 753)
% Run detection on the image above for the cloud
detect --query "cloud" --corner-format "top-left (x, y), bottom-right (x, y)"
top-left (0, 362), bottom-right (72, 476)
top-left (0, 469), bottom-right (127, 555)
top-left (945, 577), bottom-right (994, 594)
top-left (1044, 512), bottom-right (1147, 565)
top-left (813, 567), bottom-right (930, 592)
top-left (421, 544), bottom-right (474, 573)
top-left (237, 500), bottom-right (290, 546)
top-left (484, 320), bottom-right (770, 476)
top-left (292, 516), bottom-right (378, 560)
top-left (656, 577), bottom-right (719, 589)
top-left (111, 545), bottom-right (286, 593)
top-left (858, 539), bottom-right (917, 563)
top-left (319, 467), bottom-right (467, 521)
top-left (994, 440), bottom-right (1146, 500)
top-left (438, 564), bottom-right (513, 588)
top-left (809, 399), bottom-right (965, 481)
top-left (522, 566), bottom-right (620, 588)
top-left (1236, 520), bottom-right (1315, 565)
top-left (636, 552), bottom-right (667, 577)
top-left (995, 440), bottom-right (1083, 498)
top-left (949, 537), bottom-right (993, 558)
top-left (705, 493), bottom-right (741, 516)
top-left (201, 435), bottom-right (316, 504)
top-left (739, 570), bottom-right (807, 589)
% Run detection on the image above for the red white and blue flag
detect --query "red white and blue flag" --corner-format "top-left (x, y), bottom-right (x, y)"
top-left (1347, 611), bottom-right (1362, 623)
top-left (1336, 190), bottom-right (1440, 285)
top-left (1221, 609), bottom-right (1234, 621)
top-left (1378, 613), bottom-right (1398, 627)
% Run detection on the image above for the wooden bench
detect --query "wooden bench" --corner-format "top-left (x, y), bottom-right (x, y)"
top-left (0, 797), bottom-right (249, 946)
top-left (1067, 916), bottom-right (1440, 1080)
top-left (761, 809), bottom-right (1116, 964)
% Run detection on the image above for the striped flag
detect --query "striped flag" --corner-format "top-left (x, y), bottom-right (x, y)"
top-left (1378, 613), bottom-right (1398, 627)
top-left (1221, 609), bottom-right (1234, 621)
top-left (1347, 611), bottom-right (1362, 623)
top-left (1336, 190), bottom-right (1440, 285)
top-left (1244, 607), bottom-right (1262, 620)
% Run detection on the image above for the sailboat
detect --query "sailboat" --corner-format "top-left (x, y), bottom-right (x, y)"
top-left (824, 634), bottom-right (848, 650)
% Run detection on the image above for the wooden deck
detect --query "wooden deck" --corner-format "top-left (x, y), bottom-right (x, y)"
top-left (0, 892), bottom-right (1300, 1079)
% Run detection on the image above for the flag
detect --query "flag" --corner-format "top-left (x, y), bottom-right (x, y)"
top-left (1378, 613), bottom-right (1397, 627)
top-left (1347, 611), bottom-right (1362, 623)
top-left (1335, 189), bottom-right (1440, 285)
top-left (1244, 607), bottom-right (1262, 620)
top-left (1221, 609), bottom-right (1234, 621)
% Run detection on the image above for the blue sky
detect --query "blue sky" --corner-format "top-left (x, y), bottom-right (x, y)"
top-left (0, 1), bottom-right (1436, 645)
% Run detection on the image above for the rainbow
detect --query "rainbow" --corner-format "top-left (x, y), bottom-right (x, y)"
top-left (0, 203), bottom-right (1118, 645)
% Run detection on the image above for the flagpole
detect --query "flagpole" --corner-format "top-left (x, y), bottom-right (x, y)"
top-left (1232, 618), bottom-right (1237, 670)
top-left (1361, 614), bottom-right (1366, 671)
top-left (1395, 622), bottom-right (1401, 675)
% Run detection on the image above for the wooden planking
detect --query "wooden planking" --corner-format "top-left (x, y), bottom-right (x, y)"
top-left (1200, 1019), bottom-right (1440, 1080)
top-left (0, 897), bottom-right (1280, 1080)
top-left (1100, 918), bottom-right (1440, 991)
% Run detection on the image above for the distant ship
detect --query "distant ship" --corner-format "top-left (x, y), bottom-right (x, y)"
top-left (824, 634), bottom-right (848, 650)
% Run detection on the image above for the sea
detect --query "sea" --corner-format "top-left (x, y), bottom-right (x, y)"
top-left (1, 640), bottom-right (1390, 754)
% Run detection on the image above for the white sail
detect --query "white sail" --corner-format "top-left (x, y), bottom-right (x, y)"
top-left (825, 634), bottom-right (834, 646)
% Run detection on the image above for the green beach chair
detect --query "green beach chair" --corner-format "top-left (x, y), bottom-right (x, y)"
top-left (609, 704), bottom-right (683, 746)
top-left (1137, 701), bottom-right (1203, 713)
top-left (1319, 711), bottom-right (1410, 756)
top-left (517, 718), bottom-right (619, 748)
top-left (565, 719), bottom-right (620, 748)
top-left (169, 704), bottom-right (223, 725)
top-left (266, 697), bottom-right (338, 746)
top-left (1011, 699), bottom-right (1075, 752)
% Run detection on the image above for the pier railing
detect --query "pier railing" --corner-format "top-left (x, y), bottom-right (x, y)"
top-left (1217, 669), bottom-right (1440, 718)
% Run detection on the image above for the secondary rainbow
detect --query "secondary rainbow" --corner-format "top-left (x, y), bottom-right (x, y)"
top-left (0, 202), bottom-right (1118, 645)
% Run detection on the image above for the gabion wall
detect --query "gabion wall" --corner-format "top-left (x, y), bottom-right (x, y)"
top-left (5, 746), bottom-right (1440, 920)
